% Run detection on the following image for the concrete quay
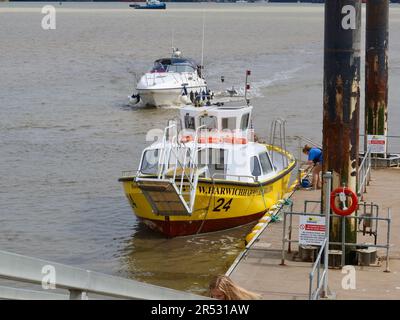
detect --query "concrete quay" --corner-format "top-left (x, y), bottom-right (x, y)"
top-left (228, 168), bottom-right (400, 300)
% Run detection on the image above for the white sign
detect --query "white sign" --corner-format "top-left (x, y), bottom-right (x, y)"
top-left (367, 135), bottom-right (386, 154)
top-left (299, 215), bottom-right (326, 246)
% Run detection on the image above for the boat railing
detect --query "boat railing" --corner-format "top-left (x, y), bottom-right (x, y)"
top-left (0, 249), bottom-right (208, 300)
top-left (309, 238), bottom-right (329, 300)
top-left (211, 173), bottom-right (257, 183)
top-left (158, 123), bottom-right (177, 179)
top-left (148, 122), bottom-right (207, 214)
top-left (269, 118), bottom-right (288, 168)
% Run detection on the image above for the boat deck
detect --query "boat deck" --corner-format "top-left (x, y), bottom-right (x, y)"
top-left (228, 168), bottom-right (400, 300)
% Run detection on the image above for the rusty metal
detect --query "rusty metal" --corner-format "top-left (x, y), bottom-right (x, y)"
top-left (322, 0), bottom-right (361, 264)
top-left (365, 0), bottom-right (389, 156)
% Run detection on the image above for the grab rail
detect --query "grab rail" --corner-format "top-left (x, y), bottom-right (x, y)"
top-left (0, 250), bottom-right (208, 300)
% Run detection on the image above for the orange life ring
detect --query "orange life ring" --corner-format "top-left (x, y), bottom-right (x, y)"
top-left (208, 136), bottom-right (221, 144)
top-left (234, 137), bottom-right (247, 144)
top-left (223, 136), bottom-right (234, 144)
top-left (197, 134), bottom-right (247, 144)
top-left (330, 187), bottom-right (358, 216)
top-left (180, 135), bottom-right (193, 143)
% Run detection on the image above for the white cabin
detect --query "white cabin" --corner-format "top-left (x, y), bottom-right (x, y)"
top-left (138, 104), bottom-right (284, 183)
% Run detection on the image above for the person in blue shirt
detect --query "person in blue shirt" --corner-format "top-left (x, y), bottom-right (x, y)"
top-left (302, 145), bottom-right (323, 189)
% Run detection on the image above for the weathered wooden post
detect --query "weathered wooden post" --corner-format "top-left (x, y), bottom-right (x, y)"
top-left (365, 0), bottom-right (389, 157)
top-left (323, 0), bottom-right (361, 264)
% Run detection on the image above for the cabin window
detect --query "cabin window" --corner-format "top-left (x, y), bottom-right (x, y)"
top-left (250, 156), bottom-right (262, 177)
top-left (241, 113), bottom-right (250, 130)
top-left (222, 117), bottom-right (237, 130)
top-left (259, 152), bottom-right (274, 174)
top-left (184, 113), bottom-right (195, 130)
top-left (140, 149), bottom-right (159, 175)
top-left (200, 115), bottom-right (217, 131)
top-left (214, 149), bottom-right (226, 171)
top-left (198, 148), bottom-right (227, 177)
top-left (150, 62), bottom-right (167, 73)
top-left (167, 64), bottom-right (195, 73)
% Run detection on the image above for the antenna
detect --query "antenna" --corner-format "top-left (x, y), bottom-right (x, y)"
top-left (201, 11), bottom-right (205, 69)
top-left (171, 28), bottom-right (174, 52)
top-left (245, 70), bottom-right (251, 106)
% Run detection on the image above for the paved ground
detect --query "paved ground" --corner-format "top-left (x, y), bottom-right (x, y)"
top-left (229, 168), bottom-right (400, 300)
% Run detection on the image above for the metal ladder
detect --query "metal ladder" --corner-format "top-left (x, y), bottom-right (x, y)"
top-left (135, 123), bottom-right (206, 216)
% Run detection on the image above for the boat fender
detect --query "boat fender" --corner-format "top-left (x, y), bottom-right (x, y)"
top-left (181, 135), bottom-right (194, 143)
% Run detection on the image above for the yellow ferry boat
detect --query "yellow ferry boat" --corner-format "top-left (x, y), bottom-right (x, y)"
top-left (119, 104), bottom-right (296, 237)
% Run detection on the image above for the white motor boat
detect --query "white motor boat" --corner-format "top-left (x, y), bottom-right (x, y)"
top-left (131, 48), bottom-right (209, 107)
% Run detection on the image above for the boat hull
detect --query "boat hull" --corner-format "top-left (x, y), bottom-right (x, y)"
top-left (137, 87), bottom-right (206, 107)
top-left (120, 161), bottom-right (295, 237)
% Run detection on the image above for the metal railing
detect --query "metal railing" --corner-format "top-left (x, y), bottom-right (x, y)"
top-left (270, 118), bottom-right (288, 167)
top-left (293, 135), bottom-right (322, 165)
top-left (357, 146), bottom-right (372, 198)
top-left (0, 250), bottom-right (209, 300)
top-left (309, 238), bottom-right (328, 300)
top-left (282, 210), bottom-right (391, 268)
top-left (309, 172), bottom-right (331, 300)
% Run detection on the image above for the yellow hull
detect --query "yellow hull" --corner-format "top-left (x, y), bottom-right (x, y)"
top-left (120, 146), bottom-right (296, 237)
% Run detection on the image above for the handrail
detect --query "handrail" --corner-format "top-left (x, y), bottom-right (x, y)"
top-left (357, 146), bottom-right (372, 198)
top-left (211, 173), bottom-right (257, 182)
top-left (293, 135), bottom-right (322, 165)
top-left (293, 135), bottom-right (322, 149)
top-left (309, 238), bottom-right (328, 300)
top-left (0, 250), bottom-right (209, 300)
top-left (158, 123), bottom-right (177, 179)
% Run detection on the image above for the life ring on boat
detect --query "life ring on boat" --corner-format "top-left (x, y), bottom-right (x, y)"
top-left (234, 137), bottom-right (247, 144)
top-left (222, 136), bottom-right (248, 144)
top-left (330, 187), bottom-right (358, 216)
top-left (180, 135), bottom-right (194, 143)
top-left (198, 136), bottom-right (221, 144)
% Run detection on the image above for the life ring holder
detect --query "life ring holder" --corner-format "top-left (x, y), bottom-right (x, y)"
top-left (330, 187), bottom-right (358, 216)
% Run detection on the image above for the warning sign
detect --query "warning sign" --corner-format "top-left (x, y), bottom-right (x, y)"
top-left (367, 135), bottom-right (386, 154)
top-left (299, 216), bottom-right (326, 246)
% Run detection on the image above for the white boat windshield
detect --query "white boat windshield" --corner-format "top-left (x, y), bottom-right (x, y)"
top-left (150, 58), bottom-right (198, 74)
top-left (140, 149), bottom-right (160, 175)
top-left (166, 64), bottom-right (195, 73)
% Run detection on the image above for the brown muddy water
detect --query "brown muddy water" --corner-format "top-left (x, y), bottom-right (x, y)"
top-left (1, 2), bottom-right (399, 296)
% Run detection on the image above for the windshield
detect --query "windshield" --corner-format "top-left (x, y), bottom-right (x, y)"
top-left (167, 64), bottom-right (195, 73)
top-left (140, 149), bottom-right (160, 175)
top-left (150, 62), bottom-right (167, 73)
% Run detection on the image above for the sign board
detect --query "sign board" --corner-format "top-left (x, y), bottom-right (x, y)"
top-left (299, 215), bottom-right (326, 246)
top-left (367, 135), bottom-right (386, 154)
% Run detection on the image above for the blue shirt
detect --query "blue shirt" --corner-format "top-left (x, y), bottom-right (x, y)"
top-left (308, 148), bottom-right (323, 164)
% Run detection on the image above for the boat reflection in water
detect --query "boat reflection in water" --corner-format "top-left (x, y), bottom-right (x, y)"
top-left (117, 221), bottom-right (254, 295)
